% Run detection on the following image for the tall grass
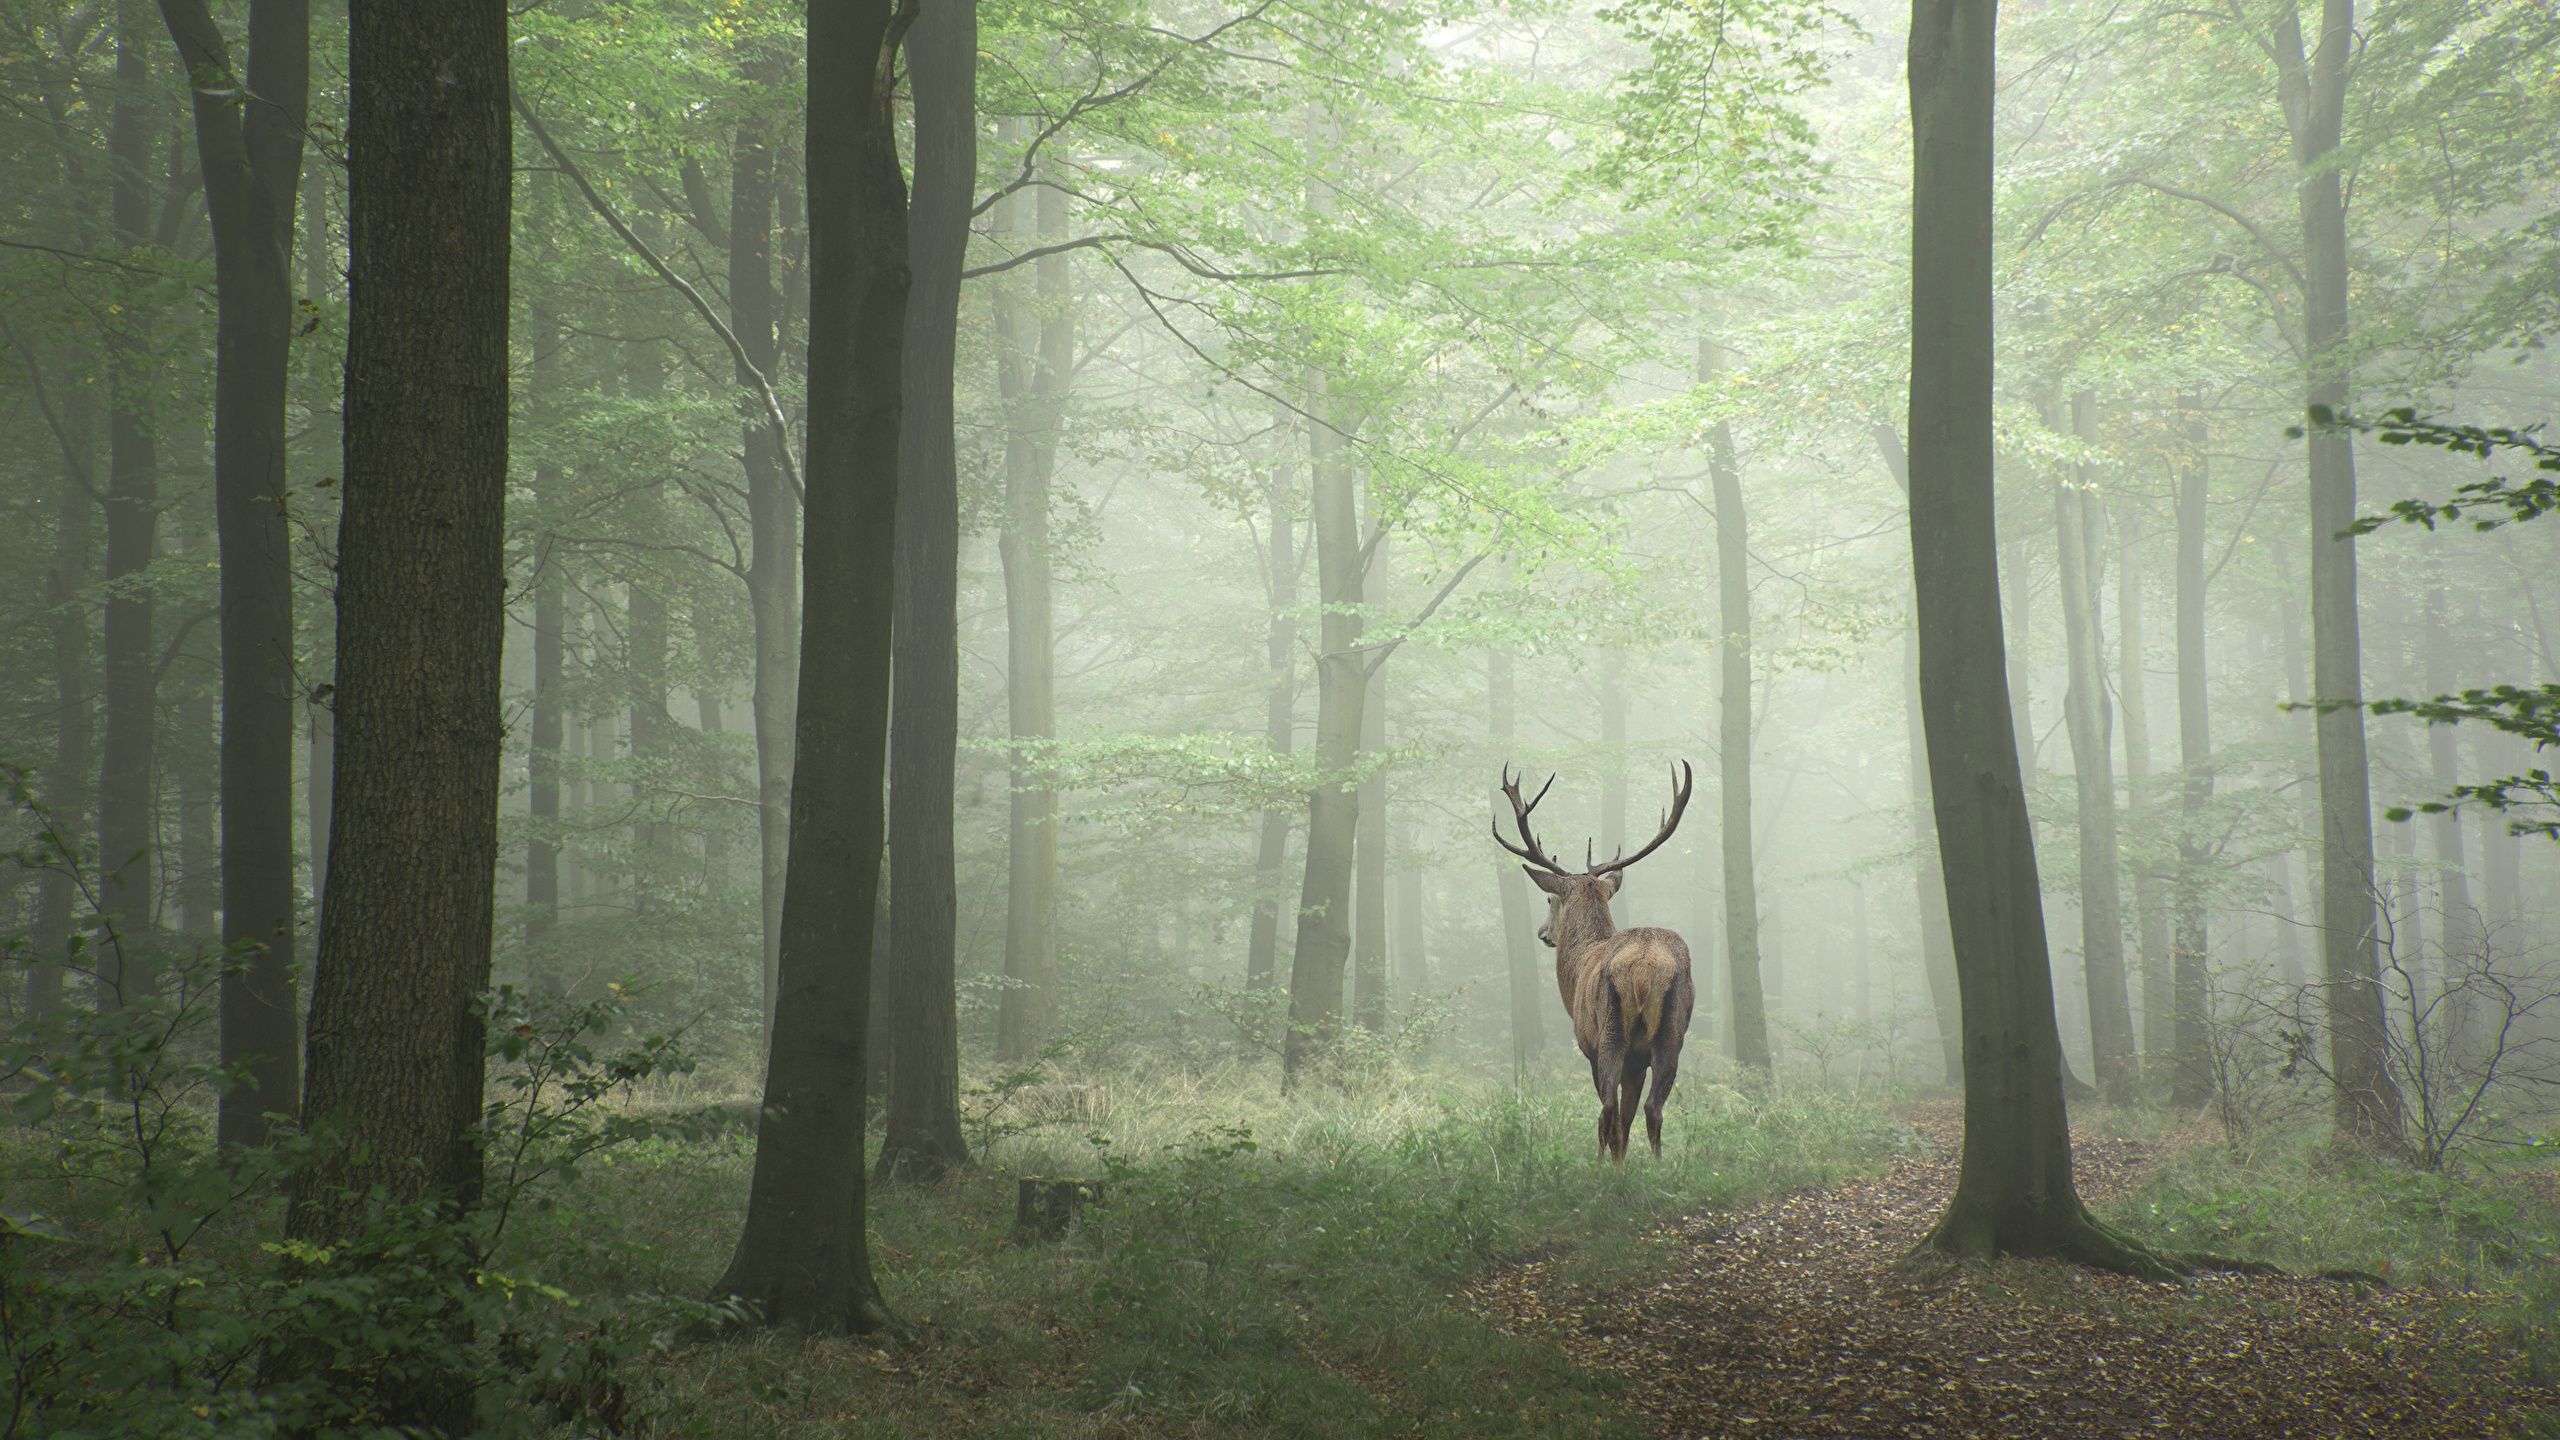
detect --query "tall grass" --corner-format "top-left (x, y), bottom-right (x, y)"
top-left (564, 1058), bottom-right (1905, 1438)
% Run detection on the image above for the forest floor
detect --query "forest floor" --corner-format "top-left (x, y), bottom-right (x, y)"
top-left (1471, 1099), bottom-right (2557, 1439)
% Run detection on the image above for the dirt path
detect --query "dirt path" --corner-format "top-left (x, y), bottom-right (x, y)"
top-left (1471, 1103), bottom-right (2552, 1439)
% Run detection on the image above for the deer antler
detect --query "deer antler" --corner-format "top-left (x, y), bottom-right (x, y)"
top-left (1589, 761), bottom-right (1695, 878)
top-left (1491, 766), bottom-right (1572, 876)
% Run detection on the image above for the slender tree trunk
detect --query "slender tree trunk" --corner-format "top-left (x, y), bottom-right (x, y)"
top-left (1353, 634), bottom-right (1389, 1031)
top-left (1283, 361), bottom-right (1363, 1085)
top-left (1491, 649), bottom-right (1542, 1078)
top-left (1873, 422), bottom-right (1966, 1086)
top-left (2120, 502), bottom-right (2171, 1065)
top-left (99, 0), bottom-right (162, 993)
top-left (1246, 442), bottom-right (1298, 990)
top-left (32, 384), bottom-right (96, 1019)
top-left (2278, 0), bottom-right (2401, 1146)
top-left (288, 0), bottom-right (510, 1309)
top-left (1907, 0), bottom-right (2168, 1274)
top-left (712, 0), bottom-right (905, 1334)
top-left (729, 89), bottom-right (797, 1040)
top-left (164, 0), bottom-right (310, 1138)
top-left (994, 133), bottom-right (1065, 1063)
top-left (625, 343), bottom-right (673, 912)
top-left (175, 522), bottom-right (216, 936)
top-left (2053, 391), bottom-right (2139, 1101)
top-left (525, 312), bottom-right (564, 946)
top-left (2421, 579), bottom-right (2481, 962)
top-left (2171, 396), bottom-right (2214, 1109)
top-left (878, 0), bottom-right (974, 1181)
top-left (1705, 337), bottom-right (1770, 1072)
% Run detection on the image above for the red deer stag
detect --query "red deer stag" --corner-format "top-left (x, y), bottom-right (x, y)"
top-left (1493, 763), bottom-right (1696, 1163)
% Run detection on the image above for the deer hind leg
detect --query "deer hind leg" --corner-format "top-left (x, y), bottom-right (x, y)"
top-left (1589, 1044), bottom-right (1624, 1161)
top-left (1615, 1055), bottom-right (1648, 1164)
top-left (1643, 1030), bottom-right (1685, 1158)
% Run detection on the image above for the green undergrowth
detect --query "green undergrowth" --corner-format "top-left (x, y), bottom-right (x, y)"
top-left (587, 1061), bottom-right (1906, 1438)
top-left (2100, 1127), bottom-right (2560, 1385)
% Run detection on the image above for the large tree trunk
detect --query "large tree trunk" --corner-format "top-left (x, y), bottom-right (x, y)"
top-left (878, 0), bottom-right (974, 1182)
top-left (99, 0), bottom-right (162, 996)
top-left (994, 135), bottom-right (1066, 1064)
top-left (2170, 396), bottom-right (2214, 1110)
top-left (1282, 363), bottom-right (1363, 1086)
top-left (1353, 639), bottom-right (1388, 1032)
top-left (2279, 0), bottom-right (2402, 1146)
top-left (2120, 502), bottom-right (2171, 1065)
top-left (1490, 649), bottom-right (1542, 1078)
top-left (1246, 443), bottom-right (1298, 990)
top-left (1906, 0), bottom-right (2168, 1274)
top-left (1872, 422), bottom-right (1965, 1086)
top-left (1705, 337), bottom-right (1770, 1072)
top-left (729, 88), bottom-right (797, 1040)
top-left (712, 0), bottom-right (905, 1334)
top-left (287, 0), bottom-right (509, 1285)
top-left (2053, 391), bottom-right (2138, 1102)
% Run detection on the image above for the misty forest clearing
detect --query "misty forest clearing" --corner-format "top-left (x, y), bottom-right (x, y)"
top-left (6, 0), bottom-right (2560, 1436)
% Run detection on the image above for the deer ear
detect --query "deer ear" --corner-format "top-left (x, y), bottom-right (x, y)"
top-left (1597, 872), bottom-right (1623, 899)
top-left (1523, 866), bottom-right (1567, 895)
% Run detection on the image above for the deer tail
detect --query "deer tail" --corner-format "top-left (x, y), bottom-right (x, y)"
top-left (1612, 950), bottom-right (1677, 1049)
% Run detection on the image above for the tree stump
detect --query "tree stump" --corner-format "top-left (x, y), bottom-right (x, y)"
top-left (1013, 1178), bottom-right (1102, 1242)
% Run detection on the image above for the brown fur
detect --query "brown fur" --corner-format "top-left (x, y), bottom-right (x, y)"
top-left (1531, 872), bottom-right (1696, 1163)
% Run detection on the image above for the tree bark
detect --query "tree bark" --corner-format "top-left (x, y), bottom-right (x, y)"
top-left (1705, 336), bottom-right (1771, 1072)
top-left (1246, 440), bottom-right (1298, 991)
top-left (878, 0), bottom-right (974, 1181)
top-left (1872, 422), bottom-right (1965, 1086)
top-left (1906, 0), bottom-right (2169, 1274)
top-left (2119, 502), bottom-right (2171, 1065)
top-left (2053, 391), bottom-right (2139, 1101)
top-left (994, 128), bottom-right (1065, 1064)
top-left (1491, 649), bottom-right (1542, 1078)
top-left (1282, 361), bottom-right (1363, 1086)
top-left (99, 0), bottom-right (163, 995)
top-left (2170, 396), bottom-right (2214, 1110)
top-left (2277, 0), bottom-right (2402, 1146)
top-left (287, 0), bottom-right (510, 1281)
top-left (712, 0), bottom-right (906, 1335)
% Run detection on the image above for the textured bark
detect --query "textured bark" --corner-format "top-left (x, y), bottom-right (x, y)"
top-left (2171, 399), bottom-right (2214, 1110)
top-left (2277, 0), bottom-right (2402, 1146)
top-left (1246, 443), bottom-right (1298, 991)
top-left (288, 0), bottom-right (510, 1261)
top-left (729, 87), bottom-right (798, 1039)
top-left (99, 0), bottom-right (162, 994)
top-left (1283, 361), bottom-right (1363, 1085)
top-left (161, 0), bottom-right (308, 1145)
top-left (1491, 649), bottom-right (1543, 1077)
top-left (878, 0), bottom-right (974, 1182)
top-left (1907, 0), bottom-right (2169, 1274)
top-left (2052, 392), bottom-right (2138, 1102)
top-left (1873, 422), bottom-right (1965, 1086)
top-left (994, 130), bottom-right (1066, 1064)
top-left (1704, 337), bottom-right (1770, 1072)
top-left (2119, 504), bottom-right (2171, 1064)
top-left (712, 0), bottom-right (905, 1335)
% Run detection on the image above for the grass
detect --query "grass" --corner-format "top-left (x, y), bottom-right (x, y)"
top-left (549, 1057), bottom-right (1909, 1438)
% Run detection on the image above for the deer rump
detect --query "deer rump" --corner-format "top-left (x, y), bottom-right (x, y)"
top-left (1565, 928), bottom-right (1693, 1162)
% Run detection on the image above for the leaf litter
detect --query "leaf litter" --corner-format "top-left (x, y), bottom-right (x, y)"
top-left (1469, 1102), bottom-right (2554, 1438)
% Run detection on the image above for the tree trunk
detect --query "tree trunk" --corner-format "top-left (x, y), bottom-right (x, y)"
top-left (31, 382), bottom-right (96, 1020)
top-left (1282, 361), bottom-right (1363, 1086)
top-left (1246, 440), bottom-right (1298, 991)
top-left (524, 309), bottom-right (564, 946)
top-left (175, 521), bottom-right (216, 936)
top-left (2119, 501), bottom-right (2171, 1065)
top-left (1705, 337), bottom-right (1770, 1072)
top-left (1491, 649), bottom-right (1542, 1078)
top-left (994, 129), bottom-right (1065, 1064)
top-left (2278, 0), bottom-right (2402, 1146)
top-left (1393, 812), bottom-right (1428, 996)
top-left (288, 0), bottom-right (510, 1283)
top-left (2170, 396), bottom-right (2214, 1110)
top-left (2053, 391), bottom-right (2138, 1101)
top-left (1906, 0), bottom-right (2169, 1274)
top-left (625, 340), bottom-right (673, 912)
top-left (99, 0), bottom-right (162, 995)
top-left (712, 0), bottom-right (905, 1335)
top-left (878, 0), bottom-right (974, 1181)
top-left (1353, 645), bottom-right (1388, 1032)
top-left (1873, 422), bottom-right (1966, 1086)
top-left (729, 88), bottom-right (797, 1041)
top-left (2421, 579), bottom-right (2481, 963)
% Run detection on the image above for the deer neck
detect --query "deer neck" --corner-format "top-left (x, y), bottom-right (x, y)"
top-left (1553, 899), bottom-right (1617, 964)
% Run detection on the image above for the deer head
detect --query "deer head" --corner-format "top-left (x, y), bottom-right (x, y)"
top-left (1493, 762), bottom-right (1694, 950)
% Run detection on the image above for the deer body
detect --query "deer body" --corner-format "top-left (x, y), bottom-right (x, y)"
top-left (1498, 765), bottom-right (1699, 1163)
